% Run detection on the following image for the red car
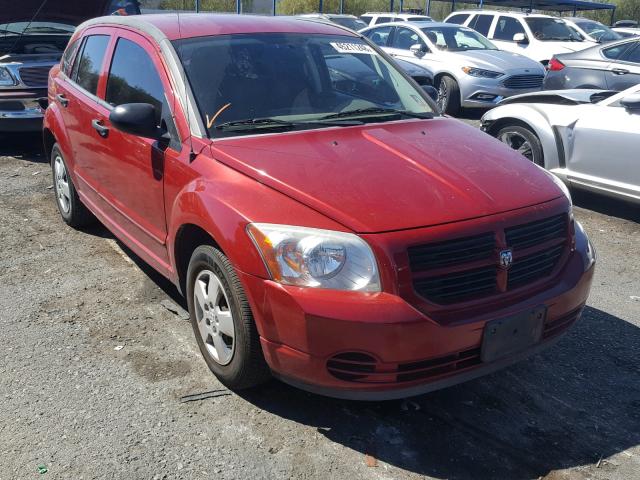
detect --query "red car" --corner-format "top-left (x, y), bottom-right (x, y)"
top-left (43, 14), bottom-right (595, 400)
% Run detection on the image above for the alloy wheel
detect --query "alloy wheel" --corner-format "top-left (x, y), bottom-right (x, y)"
top-left (54, 155), bottom-right (71, 214)
top-left (437, 81), bottom-right (448, 111)
top-left (193, 269), bottom-right (235, 366)
top-left (499, 130), bottom-right (534, 161)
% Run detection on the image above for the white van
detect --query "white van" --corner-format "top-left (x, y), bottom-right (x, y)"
top-left (444, 10), bottom-right (591, 65)
top-left (360, 12), bottom-right (433, 27)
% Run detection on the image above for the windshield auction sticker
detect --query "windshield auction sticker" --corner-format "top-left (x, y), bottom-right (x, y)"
top-left (330, 42), bottom-right (376, 54)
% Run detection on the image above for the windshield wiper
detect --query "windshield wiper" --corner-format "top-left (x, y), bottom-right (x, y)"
top-left (216, 117), bottom-right (363, 132)
top-left (319, 107), bottom-right (434, 121)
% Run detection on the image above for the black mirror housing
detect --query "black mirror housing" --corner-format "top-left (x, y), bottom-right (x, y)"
top-left (109, 103), bottom-right (160, 139)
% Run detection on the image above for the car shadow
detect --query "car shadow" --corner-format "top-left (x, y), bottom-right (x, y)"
top-left (238, 306), bottom-right (639, 479)
top-left (573, 189), bottom-right (640, 223)
top-left (0, 132), bottom-right (46, 162)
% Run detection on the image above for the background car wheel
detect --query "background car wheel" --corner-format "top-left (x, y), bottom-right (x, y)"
top-left (496, 124), bottom-right (544, 167)
top-left (437, 75), bottom-right (461, 116)
top-left (51, 143), bottom-right (95, 227)
top-left (186, 245), bottom-right (270, 390)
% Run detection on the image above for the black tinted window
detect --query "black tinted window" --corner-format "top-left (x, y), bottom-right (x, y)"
top-left (391, 27), bottom-right (425, 50)
top-left (375, 17), bottom-right (393, 24)
top-left (74, 35), bottom-right (109, 95)
top-left (470, 14), bottom-right (493, 37)
top-left (621, 43), bottom-right (640, 63)
top-left (61, 38), bottom-right (81, 77)
top-left (447, 14), bottom-right (470, 25)
top-left (106, 38), bottom-right (165, 125)
top-left (603, 42), bottom-right (633, 59)
top-left (364, 26), bottom-right (393, 46)
top-left (493, 16), bottom-right (525, 41)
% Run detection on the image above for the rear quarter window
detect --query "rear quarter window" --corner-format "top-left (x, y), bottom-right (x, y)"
top-left (61, 38), bottom-right (81, 77)
top-left (602, 42), bottom-right (634, 59)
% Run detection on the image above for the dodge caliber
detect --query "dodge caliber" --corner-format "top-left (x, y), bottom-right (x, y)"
top-left (44, 14), bottom-right (595, 400)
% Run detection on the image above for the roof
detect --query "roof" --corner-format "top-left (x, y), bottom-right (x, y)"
top-left (82, 13), bottom-right (358, 41)
top-left (448, 0), bottom-right (615, 13)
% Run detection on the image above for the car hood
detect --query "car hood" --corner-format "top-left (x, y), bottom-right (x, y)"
top-left (540, 41), bottom-right (591, 53)
top-left (440, 49), bottom-right (544, 73)
top-left (500, 89), bottom-right (617, 105)
top-left (0, 0), bottom-right (114, 26)
top-left (210, 118), bottom-right (563, 233)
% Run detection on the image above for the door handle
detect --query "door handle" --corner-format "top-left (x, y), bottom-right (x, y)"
top-left (612, 68), bottom-right (629, 75)
top-left (55, 93), bottom-right (69, 107)
top-left (91, 119), bottom-right (109, 138)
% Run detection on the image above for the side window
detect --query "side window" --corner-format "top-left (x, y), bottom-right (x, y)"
top-left (620, 43), bottom-right (640, 63)
top-left (391, 27), bottom-right (425, 51)
top-left (447, 13), bottom-right (470, 25)
top-left (364, 26), bottom-right (393, 47)
top-left (375, 17), bottom-right (393, 25)
top-left (603, 42), bottom-right (633, 60)
top-left (493, 16), bottom-right (525, 41)
top-left (469, 14), bottom-right (493, 37)
top-left (61, 38), bottom-right (81, 77)
top-left (74, 35), bottom-right (110, 95)
top-left (105, 38), bottom-right (165, 126)
top-left (360, 15), bottom-right (372, 25)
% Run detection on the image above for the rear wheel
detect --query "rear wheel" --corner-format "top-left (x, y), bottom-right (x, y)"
top-left (496, 124), bottom-right (544, 167)
top-left (186, 245), bottom-right (270, 390)
top-left (436, 75), bottom-right (461, 116)
top-left (51, 143), bottom-right (94, 227)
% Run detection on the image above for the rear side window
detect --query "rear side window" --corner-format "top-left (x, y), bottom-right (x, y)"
top-left (391, 27), bottom-right (425, 50)
top-left (493, 16), bottom-right (525, 41)
top-left (61, 38), bottom-right (81, 77)
top-left (106, 38), bottom-right (165, 125)
top-left (447, 13), bottom-right (470, 25)
top-left (360, 15), bottom-right (372, 24)
top-left (73, 35), bottom-right (110, 95)
top-left (620, 43), bottom-right (640, 63)
top-left (603, 42), bottom-right (633, 59)
top-left (375, 17), bottom-right (394, 25)
top-left (469, 14), bottom-right (493, 37)
top-left (364, 26), bottom-right (393, 46)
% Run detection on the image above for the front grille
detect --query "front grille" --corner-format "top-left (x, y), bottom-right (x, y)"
top-left (18, 66), bottom-right (51, 87)
top-left (408, 213), bottom-right (568, 305)
top-left (503, 74), bottom-right (544, 89)
top-left (326, 348), bottom-right (482, 384)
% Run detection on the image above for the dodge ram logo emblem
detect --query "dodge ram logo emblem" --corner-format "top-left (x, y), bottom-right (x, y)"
top-left (499, 249), bottom-right (513, 269)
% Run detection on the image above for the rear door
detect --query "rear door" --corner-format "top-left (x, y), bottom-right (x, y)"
top-left (567, 92), bottom-right (640, 199)
top-left (467, 13), bottom-right (495, 39)
top-left (604, 41), bottom-right (640, 90)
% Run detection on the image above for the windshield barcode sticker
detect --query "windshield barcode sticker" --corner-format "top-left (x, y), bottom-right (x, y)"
top-left (330, 42), bottom-right (376, 54)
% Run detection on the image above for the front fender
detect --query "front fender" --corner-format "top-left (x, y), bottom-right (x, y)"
top-left (481, 105), bottom-right (561, 170)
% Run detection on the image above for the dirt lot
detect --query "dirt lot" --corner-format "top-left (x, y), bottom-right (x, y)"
top-left (1, 131), bottom-right (639, 480)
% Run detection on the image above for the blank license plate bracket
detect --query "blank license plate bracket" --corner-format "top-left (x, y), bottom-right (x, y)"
top-left (481, 306), bottom-right (546, 363)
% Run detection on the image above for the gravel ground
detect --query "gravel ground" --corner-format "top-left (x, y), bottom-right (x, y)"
top-left (1, 130), bottom-right (639, 480)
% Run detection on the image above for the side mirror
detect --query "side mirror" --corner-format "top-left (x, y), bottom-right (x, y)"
top-left (410, 43), bottom-right (426, 58)
top-left (422, 84), bottom-right (438, 101)
top-left (109, 103), bottom-right (160, 139)
top-left (620, 93), bottom-right (640, 112)
top-left (513, 33), bottom-right (528, 44)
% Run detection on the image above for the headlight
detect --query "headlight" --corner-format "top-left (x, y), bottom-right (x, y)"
top-left (461, 66), bottom-right (503, 79)
top-left (0, 67), bottom-right (16, 86)
top-left (247, 223), bottom-right (381, 292)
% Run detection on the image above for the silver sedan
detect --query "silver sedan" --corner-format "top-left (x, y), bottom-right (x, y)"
top-left (481, 85), bottom-right (640, 204)
top-left (360, 22), bottom-right (546, 115)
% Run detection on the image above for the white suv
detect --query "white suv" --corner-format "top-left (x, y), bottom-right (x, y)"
top-left (444, 10), bottom-right (591, 65)
top-left (360, 12), bottom-right (432, 27)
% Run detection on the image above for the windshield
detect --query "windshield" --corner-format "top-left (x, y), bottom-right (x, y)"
top-left (0, 21), bottom-right (75, 36)
top-left (331, 17), bottom-right (368, 31)
top-left (525, 18), bottom-right (583, 42)
top-left (175, 33), bottom-right (434, 138)
top-left (575, 20), bottom-right (621, 42)
top-left (421, 26), bottom-right (497, 51)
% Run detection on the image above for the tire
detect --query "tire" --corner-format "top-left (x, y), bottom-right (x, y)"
top-left (437, 75), bottom-right (461, 116)
top-left (496, 124), bottom-right (544, 167)
top-left (51, 143), bottom-right (95, 227)
top-left (186, 245), bottom-right (270, 390)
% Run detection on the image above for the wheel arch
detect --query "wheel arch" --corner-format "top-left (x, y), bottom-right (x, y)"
top-left (173, 223), bottom-right (222, 295)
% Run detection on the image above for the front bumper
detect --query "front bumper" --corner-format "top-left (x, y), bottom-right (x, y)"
top-left (0, 90), bottom-right (46, 132)
top-left (240, 225), bottom-right (595, 400)
top-left (460, 78), bottom-right (544, 108)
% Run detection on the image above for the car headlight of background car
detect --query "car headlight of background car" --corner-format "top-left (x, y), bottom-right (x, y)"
top-left (461, 66), bottom-right (503, 79)
top-left (0, 67), bottom-right (17, 86)
top-left (247, 223), bottom-right (381, 292)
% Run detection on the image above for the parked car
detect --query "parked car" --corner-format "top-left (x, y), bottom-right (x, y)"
top-left (563, 17), bottom-right (622, 44)
top-left (0, 0), bottom-right (140, 132)
top-left (44, 14), bottom-right (594, 400)
top-left (481, 85), bottom-right (640, 203)
top-left (544, 38), bottom-right (640, 91)
top-left (298, 13), bottom-right (368, 31)
top-left (444, 10), bottom-right (591, 65)
top-left (361, 22), bottom-right (546, 115)
top-left (612, 27), bottom-right (640, 38)
top-left (360, 12), bottom-right (432, 27)
top-left (613, 20), bottom-right (638, 28)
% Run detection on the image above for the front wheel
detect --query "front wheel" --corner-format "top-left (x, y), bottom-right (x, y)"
top-left (186, 245), bottom-right (270, 390)
top-left (436, 75), bottom-right (461, 116)
top-left (496, 124), bottom-right (544, 167)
